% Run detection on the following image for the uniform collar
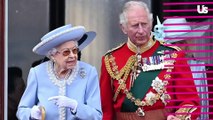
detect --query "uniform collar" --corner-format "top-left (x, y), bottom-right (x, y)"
top-left (127, 38), bottom-right (156, 54)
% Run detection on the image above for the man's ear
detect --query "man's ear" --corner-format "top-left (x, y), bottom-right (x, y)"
top-left (120, 24), bottom-right (127, 34)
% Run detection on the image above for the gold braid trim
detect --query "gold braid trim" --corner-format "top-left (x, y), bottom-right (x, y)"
top-left (175, 104), bottom-right (197, 120)
top-left (113, 59), bottom-right (136, 101)
top-left (104, 54), bottom-right (136, 101)
top-left (127, 38), bottom-right (156, 53)
top-left (160, 42), bottom-right (181, 51)
top-left (104, 43), bottom-right (125, 55)
top-left (39, 106), bottom-right (46, 120)
top-left (104, 54), bottom-right (136, 80)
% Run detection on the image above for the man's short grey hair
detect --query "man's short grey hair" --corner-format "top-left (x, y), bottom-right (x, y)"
top-left (119, 1), bottom-right (153, 26)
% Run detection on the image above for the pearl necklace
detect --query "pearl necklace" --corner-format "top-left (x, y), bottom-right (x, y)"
top-left (47, 61), bottom-right (79, 87)
top-left (53, 67), bottom-right (71, 80)
top-left (47, 61), bottom-right (79, 120)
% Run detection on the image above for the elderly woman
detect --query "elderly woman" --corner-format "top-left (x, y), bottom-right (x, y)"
top-left (16, 24), bottom-right (102, 120)
top-left (154, 17), bottom-right (209, 120)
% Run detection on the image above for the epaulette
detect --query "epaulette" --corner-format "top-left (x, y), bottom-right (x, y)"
top-left (104, 43), bottom-right (126, 56)
top-left (159, 41), bottom-right (181, 51)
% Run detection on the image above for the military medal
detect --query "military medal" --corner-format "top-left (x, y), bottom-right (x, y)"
top-left (136, 107), bottom-right (145, 117)
top-left (141, 53), bottom-right (175, 71)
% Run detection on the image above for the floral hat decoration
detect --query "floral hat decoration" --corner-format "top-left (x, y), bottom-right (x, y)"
top-left (153, 16), bottom-right (210, 43)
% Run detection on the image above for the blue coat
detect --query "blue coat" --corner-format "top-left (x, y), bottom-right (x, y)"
top-left (189, 60), bottom-right (209, 119)
top-left (16, 61), bottom-right (102, 120)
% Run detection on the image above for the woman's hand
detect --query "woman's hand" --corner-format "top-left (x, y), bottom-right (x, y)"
top-left (30, 105), bottom-right (42, 120)
top-left (48, 96), bottom-right (78, 112)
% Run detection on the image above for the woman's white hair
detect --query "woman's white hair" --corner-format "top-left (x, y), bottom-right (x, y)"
top-left (119, 1), bottom-right (153, 26)
top-left (46, 40), bottom-right (78, 59)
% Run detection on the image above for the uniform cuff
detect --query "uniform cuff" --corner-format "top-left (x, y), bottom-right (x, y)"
top-left (175, 104), bottom-right (197, 120)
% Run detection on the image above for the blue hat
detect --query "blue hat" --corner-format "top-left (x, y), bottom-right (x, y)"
top-left (33, 24), bottom-right (96, 55)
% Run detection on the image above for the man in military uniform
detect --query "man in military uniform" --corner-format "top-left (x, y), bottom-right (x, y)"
top-left (100, 1), bottom-right (200, 120)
